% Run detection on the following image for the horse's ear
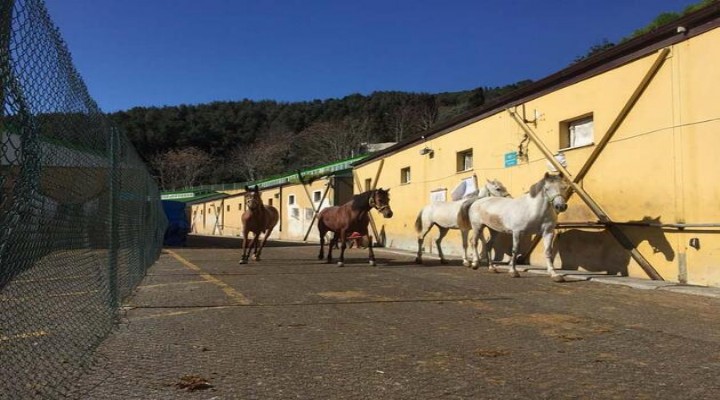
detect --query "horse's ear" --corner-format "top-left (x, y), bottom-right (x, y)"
top-left (254, 185), bottom-right (259, 192)
top-left (544, 172), bottom-right (550, 178)
top-left (244, 185), bottom-right (250, 191)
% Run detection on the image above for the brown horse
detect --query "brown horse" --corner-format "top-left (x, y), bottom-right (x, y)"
top-left (239, 185), bottom-right (279, 264)
top-left (317, 188), bottom-right (393, 267)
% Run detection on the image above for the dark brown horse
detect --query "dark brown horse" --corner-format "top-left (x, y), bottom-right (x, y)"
top-left (239, 185), bottom-right (279, 264)
top-left (317, 188), bottom-right (393, 267)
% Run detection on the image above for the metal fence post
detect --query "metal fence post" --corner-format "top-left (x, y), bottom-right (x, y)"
top-left (108, 127), bottom-right (120, 309)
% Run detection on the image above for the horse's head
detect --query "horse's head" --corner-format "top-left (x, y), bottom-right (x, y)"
top-left (486, 179), bottom-right (511, 198)
top-left (244, 185), bottom-right (262, 211)
top-left (540, 173), bottom-right (568, 213)
top-left (370, 188), bottom-right (393, 218)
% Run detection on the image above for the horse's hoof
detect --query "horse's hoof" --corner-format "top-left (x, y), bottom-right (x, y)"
top-left (509, 270), bottom-right (520, 278)
top-left (440, 259), bottom-right (449, 265)
top-left (414, 257), bottom-right (422, 264)
top-left (238, 259), bottom-right (248, 265)
top-left (551, 274), bottom-right (566, 283)
top-left (488, 266), bottom-right (499, 273)
top-left (369, 260), bottom-right (376, 266)
top-left (337, 262), bottom-right (344, 267)
top-left (462, 260), bottom-right (470, 267)
top-left (253, 256), bottom-right (260, 261)
top-left (471, 263), bottom-right (479, 270)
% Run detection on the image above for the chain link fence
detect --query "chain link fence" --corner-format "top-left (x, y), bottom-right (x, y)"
top-left (0, 0), bottom-right (167, 398)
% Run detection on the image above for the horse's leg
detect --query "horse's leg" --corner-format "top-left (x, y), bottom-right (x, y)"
top-left (508, 230), bottom-right (522, 278)
top-left (337, 230), bottom-right (347, 267)
top-left (436, 227), bottom-right (450, 264)
top-left (247, 233), bottom-right (260, 262)
top-left (415, 219), bottom-right (432, 264)
top-left (239, 229), bottom-right (250, 264)
top-left (367, 233), bottom-right (376, 266)
top-left (486, 228), bottom-right (499, 273)
top-left (470, 226), bottom-right (482, 269)
top-left (542, 227), bottom-right (565, 282)
top-left (461, 228), bottom-right (471, 267)
top-left (254, 227), bottom-right (274, 261)
top-left (318, 230), bottom-right (326, 260)
top-left (326, 234), bottom-right (336, 264)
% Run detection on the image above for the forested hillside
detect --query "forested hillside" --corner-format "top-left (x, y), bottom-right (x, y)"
top-left (114, 0), bottom-right (716, 191)
top-left (110, 82), bottom-right (531, 189)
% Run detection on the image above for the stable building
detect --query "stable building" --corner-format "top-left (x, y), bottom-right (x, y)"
top-left (188, 156), bottom-right (360, 241)
top-left (353, 5), bottom-right (720, 286)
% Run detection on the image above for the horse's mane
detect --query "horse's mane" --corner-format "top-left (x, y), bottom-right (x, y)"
top-left (350, 190), bottom-right (373, 211)
top-left (529, 178), bottom-right (544, 198)
top-left (529, 174), bottom-right (562, 197)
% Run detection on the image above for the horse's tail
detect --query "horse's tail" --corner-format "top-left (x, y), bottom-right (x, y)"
top-left (457, 198), bottom-right (475, 231)
top-left (414, 209), bottom-right (424, 233)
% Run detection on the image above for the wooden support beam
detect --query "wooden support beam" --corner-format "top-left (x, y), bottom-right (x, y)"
top-left (508, 110), bottom-right (663, 281)
top-left (303, 177), bottom-right (333, 241)
top-left (353, 169), bottom-right (380, 244)
top-left (508, 48), bottom-right (670, 280)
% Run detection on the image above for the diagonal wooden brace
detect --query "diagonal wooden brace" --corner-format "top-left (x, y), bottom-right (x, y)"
top-left (509, 109), bottom-right (663, 280)
top-left (353, 159), bottom-right (385, 245)
top-left (507, 48), bottom-right (669, 280)
top-left (302, 173), bottom-right (334, 241)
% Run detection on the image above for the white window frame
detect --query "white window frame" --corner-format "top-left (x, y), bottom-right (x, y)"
top-left (313, 190), bottom-right (322, 203)
top-left (400, 167), bottom-right (411, 184)
top-left (457, 149), bottom-right (473, 172)
top-left (288, 194), bottom-right (296, 205)
top-left (561, 115), bottom-right (594, 150)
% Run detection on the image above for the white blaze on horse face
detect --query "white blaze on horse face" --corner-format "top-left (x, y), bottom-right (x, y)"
top-left (246, 193), bottom-right (260, 210)
top-left (544, 180), bottom-right (567, 213)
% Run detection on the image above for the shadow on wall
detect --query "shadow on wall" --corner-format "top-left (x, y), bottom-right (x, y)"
top-left (555, 216), bottom-right (675, 276)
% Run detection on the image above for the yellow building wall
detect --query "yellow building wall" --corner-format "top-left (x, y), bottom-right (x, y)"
top-left (190, 200), bottom-right (225, 236)
top-left (222, 195), bottom-right (245, 236)
top-left (356, 27), bottom-right (720, 286)
top-left (280, 179), bottom-right (335, 241)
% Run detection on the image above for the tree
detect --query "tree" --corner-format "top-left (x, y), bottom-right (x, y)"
top-left (296, 120), bottom-right (366, 166)
top-left (151, 147), bottom-right (212, 190)
top-left (229, 132), bottom-right (292, 181)
top-left (573, 39), bottom-right (615, 64)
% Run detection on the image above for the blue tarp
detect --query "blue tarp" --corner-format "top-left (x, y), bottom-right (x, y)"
top-left (162, 200), bottom-right (189, 246)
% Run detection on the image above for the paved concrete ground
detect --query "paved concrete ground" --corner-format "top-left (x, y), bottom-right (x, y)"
top-left (73, 235), bottom-right (720, 399)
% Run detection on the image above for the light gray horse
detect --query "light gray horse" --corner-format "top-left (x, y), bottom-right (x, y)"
top-left (458, 173), bottom-right (568, 281)
top-left (414, 179), bottom-right (510, 266)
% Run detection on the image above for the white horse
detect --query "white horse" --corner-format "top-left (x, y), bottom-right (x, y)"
top-left (414, 179), bottom-right (510, 266)
top-left (458, 173), bottom-right (568, 282)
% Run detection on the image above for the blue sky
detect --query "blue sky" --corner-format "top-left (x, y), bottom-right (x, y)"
top-left (45, 0), bottom-right (696, 112)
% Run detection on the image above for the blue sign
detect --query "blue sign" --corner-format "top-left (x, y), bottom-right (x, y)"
top-left (504, 151), bottom-right (518, 168)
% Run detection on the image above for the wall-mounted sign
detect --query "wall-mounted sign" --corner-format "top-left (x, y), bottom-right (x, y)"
top-left (504, 151), bottom-right (518, 168)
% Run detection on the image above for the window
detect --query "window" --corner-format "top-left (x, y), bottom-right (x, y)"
top-left (364, 178), bottom-right (372, 191)
top-left (226, 205), bottom-right (230, 212)
top-left (238, 203), bottom-right (242, 211)
top-left (268, 198), bottom-right (273, 206)
top-left (288, 194), bottom-right (296, 205)
top-left (291, 208), bottom-right (300, 219)
top-left (561, 115), bottom-right (594, 149)
top-left (400, 167), bottom-right (411, 184)
top-left (313, 190), bottom-right (322, 202)
top-left (457, 149), bottom-right (473, 172)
